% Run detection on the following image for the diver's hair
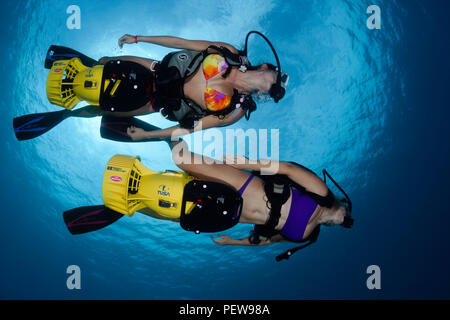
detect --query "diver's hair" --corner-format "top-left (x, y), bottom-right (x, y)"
top-left (237, 63), bottom-right (276, 94)
top-left (322, 198), bottom-right (347, 227)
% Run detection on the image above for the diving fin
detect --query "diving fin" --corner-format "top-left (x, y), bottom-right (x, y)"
top-left (63, 205), bottom-right (124, 235)
top-left (45, 45), bottom-right (98, 69)
top-left (100, 115), bottom-right (166, 143)
top-left (13, 109), bottom-right (71, 141)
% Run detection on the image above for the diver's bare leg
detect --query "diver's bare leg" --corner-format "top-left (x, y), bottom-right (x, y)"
top-left (170, 140), bottom-right (253, 191)
top-left (70, 105), bottom-right (101, 118)
top-left (70, 101), bottom-right (156, 118)
top-left (101, 101), bottom-right (156, 117)
top-left (99, 56), bottom-right (158, 70)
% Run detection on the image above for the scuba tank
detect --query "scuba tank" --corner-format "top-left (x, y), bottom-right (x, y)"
top-left (46, 58), bottom-right (104, 110)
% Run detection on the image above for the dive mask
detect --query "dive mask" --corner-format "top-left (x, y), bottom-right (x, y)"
top-left (269, 71), bottom-right (289, 103)
top-left (253, 70), bottom-right (289, 103)
top-left (341, 198), bottom-right (354, 228)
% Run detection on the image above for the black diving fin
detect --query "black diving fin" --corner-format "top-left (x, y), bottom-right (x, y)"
top-left (63, 205), bottom-right (124, 235)
top-left (45, 45), bottom-right (98, 69)
top-left (14, 113), bottom-right (166, 142)
top-left (100, 115), bottom-right (167, 143)
top-left (13, 46), bottom-right (98, 141)
top-left (13, 109), bottom-right (71, 141)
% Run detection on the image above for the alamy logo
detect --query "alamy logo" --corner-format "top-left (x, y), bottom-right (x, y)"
top-left (366, 5), bottom-right (381, 30)
top-left (66, 5), bottom-right (81, 30)
top-left (366, 265), bottom-right (381, 290)
top-left (66, 265), bottom-right (81, 290)
top-left (170, 126), bottom-right (280, 174)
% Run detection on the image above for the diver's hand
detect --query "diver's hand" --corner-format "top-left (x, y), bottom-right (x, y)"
top-left (118, 34), bottom-right (137, 48)
top-left (210, 235), bottom-right (234, 245)
top-left (127, 126), bottom-right (147, 141)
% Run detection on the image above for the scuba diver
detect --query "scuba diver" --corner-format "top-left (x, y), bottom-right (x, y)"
top-left (13, 31), bottom-right (289, 142)
top-left (64, 139), bottom-right (353, 262)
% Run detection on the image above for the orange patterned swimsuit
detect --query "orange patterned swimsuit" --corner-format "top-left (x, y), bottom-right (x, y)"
top-left (202, 54), bottom-right (232, 111)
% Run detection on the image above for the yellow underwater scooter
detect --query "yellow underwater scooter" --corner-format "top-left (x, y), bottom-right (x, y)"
top-left (46, 57), bottom-right (105, 110)
top-left (13, 45), bottom-right (156, 141)
top-left (102, 154), bottom-right (194, 219)
top-left (45, 51), bottom-right (153, 112)
top-left (63, 154), bottom-right (243, 235)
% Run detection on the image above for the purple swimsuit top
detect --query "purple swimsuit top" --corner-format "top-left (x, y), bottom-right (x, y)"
top-left (281, 188), bottom-right (318, 241)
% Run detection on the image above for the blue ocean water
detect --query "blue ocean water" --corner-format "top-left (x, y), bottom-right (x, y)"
top-left (1, 0), bottom-right (449, 299)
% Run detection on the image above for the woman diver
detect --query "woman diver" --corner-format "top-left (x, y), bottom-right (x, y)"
top-left (169, 140), bottom-right (352, 260)
top-left (13, 32), bottom-right (289, 142)
top-left (64, 139), bottom-right (352, 261)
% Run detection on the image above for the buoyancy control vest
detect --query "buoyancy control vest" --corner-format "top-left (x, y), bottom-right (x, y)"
top-left (100, 59), bottom-right (154, 112)
top-left (153, 46), bottom-right (256, 128)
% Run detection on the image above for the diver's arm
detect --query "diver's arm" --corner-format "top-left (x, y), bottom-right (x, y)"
top-left (198, 108), bottom-right (246, 129)
top-left (224, 158), bottom-right (329, 197)
top-left (278, 162), bottom-right (329, 197)
top-left (127, 111), bottom-right (245, 140)
top-left (119, 34), bottom-right (238, 53)
top-left (210, 234), bottom-right (285, 246)
top-left (210, 235), bottom-right (271, 246)
top-left (222, 156), bottom-right (281, 173)
top-left (128, 124), bottom-right (188, 139)
top-left (218, 108), bottom-right (246, 127)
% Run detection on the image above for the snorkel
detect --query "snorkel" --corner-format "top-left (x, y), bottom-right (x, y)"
top-left (243, 31), bottom-right (289, 103)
